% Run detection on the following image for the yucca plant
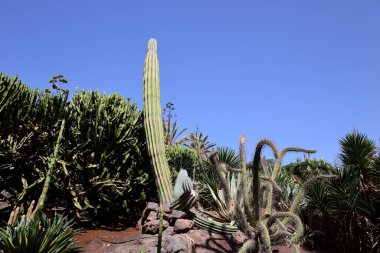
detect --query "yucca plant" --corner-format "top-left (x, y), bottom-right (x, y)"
top-left (301, 132), bottom-right (380, 252)
top-left (0, 213), bottom-right (80, 253)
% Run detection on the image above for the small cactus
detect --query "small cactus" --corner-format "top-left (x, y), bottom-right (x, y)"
top-left (170, 169), bottom-right (198, 211)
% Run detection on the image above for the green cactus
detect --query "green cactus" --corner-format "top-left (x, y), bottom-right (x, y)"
top-left (173, 169), bottom-right (193, 197)
top-left (170, 169), bottom-right (198, 211)
top-left (239, 135), bottom-right (254, 224)
top-left (33, 119), bottom-right (65, 218)
top-left (203, 138), bottom-right (317, 253)
top-left (238, 240), bottom-right (256, 253)
top-left (143, 38), bottom-right (173, 204)
top-left (191, 212), bottom-right (238, 234)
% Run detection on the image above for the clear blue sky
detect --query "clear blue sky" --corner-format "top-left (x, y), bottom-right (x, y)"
top-left (1, 1), bottom-right (379, 165)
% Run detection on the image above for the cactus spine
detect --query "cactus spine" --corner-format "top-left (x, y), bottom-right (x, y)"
top-left (143, 38), bottom-right (173, 204)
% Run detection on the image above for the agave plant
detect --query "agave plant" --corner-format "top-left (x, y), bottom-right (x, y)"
top-left (203, 171), bottom-right (248, 223)
top-left (198, 147), bottom-right (240, 210)
top-left (0, 213), bottom-right (81, 253)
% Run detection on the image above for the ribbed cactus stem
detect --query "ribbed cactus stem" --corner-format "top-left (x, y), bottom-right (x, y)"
top-left (270, 147), bottom-right (316, 181)
top-left (265, 147), bottom-right (316, 215)
top-left (143, 38), bottom-right (173, 204)
top-left (157, 203), bottom-right (163, 253)
top-left (267, 211), bottom-right (304, 244)
top-left (258, 221), bottom-right (272, 253)
top-left (34, 119), bottom-right (65, 218)
top-left (252, 139), bottom-right (278, 224)
top-left (238, 239), bottom-right (256, 253)
top-left (239, 135), bottom-right (254, 225)
top-left (210, 151), bottom-right (233, 212)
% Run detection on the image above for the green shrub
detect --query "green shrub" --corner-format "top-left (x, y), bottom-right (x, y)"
top-left (0, 73), bottom-right (154, 225)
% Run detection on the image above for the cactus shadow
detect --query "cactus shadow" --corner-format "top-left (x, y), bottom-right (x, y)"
top-left (192, 233), bottom-right (236, 253)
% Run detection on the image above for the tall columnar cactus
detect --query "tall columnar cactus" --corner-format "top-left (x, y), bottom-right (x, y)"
top-left (143, 38), bottom-right (173, 204)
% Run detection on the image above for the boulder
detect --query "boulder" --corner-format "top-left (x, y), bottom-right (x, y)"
top-left (142, 219), bottom-right (169, 234)
top-left (173, 219), bottom-right (193, 233)
top-left (0, 200), bottom-right (10, 211)
top-left (146, 211), bottom-right (157, 222)
top-left (137, 202), bottom-right (160, 230)
top-left (163, 235), bottom-right (186, 253)
top-left (168, 210), bottom-right (187, 225)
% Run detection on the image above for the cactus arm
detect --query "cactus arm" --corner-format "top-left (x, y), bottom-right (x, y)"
top-left (264, 147), bottom-right (315, 216)
top-left (239, 135), bottom-right (254, 226)
top-left (157, 203), bottom-right (163, 253)
top-left (291, 243), bottom-right (301, 253)
top-left (258, 221), bottom-right (272, 253)
top-left (252, 139), bottom-right (279, 224)
top-left (209, 151), bottom-right (233, 213)
top-left (192, 212), bottom-right (238, 234)
top-left (34, 119), bottom-right (65, 218)
top-left (143, 38), bottom-right (173, 204)
top-left (266, 212), bottom-right (304, 244)
top-left (270, 147), bottom-right (316, 181)
top-left (238, 239), bottom-right (256, 253)
top-left (263, 183), bottom-right (273, 217)
top-left (234, 203), bottom-right (255, 238)
top-left (259, 176), bottom-right (282, 193)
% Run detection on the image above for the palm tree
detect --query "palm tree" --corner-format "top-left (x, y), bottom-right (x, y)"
top-left (184, 126), bottom-right (215, 158)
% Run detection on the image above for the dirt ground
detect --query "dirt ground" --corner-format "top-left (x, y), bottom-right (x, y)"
top-left (74, 228), bottom-right (319, 253)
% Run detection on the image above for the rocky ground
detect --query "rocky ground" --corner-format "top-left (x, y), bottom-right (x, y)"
top-left (74, 202), bottom-right (319, 253)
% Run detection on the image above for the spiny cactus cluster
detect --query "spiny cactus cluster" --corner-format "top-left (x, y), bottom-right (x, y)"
top-left (140, 39), bottom-right (320, 252)
top-left (207, 136), bottom-right (316, 253)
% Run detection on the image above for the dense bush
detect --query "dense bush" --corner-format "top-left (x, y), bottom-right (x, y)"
top-left (0, 73), bottom-right (155, 226)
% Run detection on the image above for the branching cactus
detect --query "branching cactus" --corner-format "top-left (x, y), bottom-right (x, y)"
top-left (207, 136), bottom-right (316, 253)
top-left (143, 38), bottom-right (173, 204)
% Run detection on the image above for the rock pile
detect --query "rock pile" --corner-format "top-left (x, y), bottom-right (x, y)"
top-left (137, 202), bottom-right (194, 235)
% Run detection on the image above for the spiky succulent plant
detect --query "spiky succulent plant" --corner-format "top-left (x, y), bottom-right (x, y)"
top-left (204, 136), bottom-right (317, 253)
